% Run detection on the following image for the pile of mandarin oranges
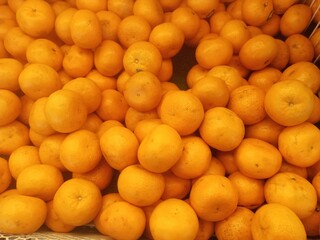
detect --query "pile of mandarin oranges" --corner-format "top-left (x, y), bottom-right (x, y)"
top-left (0, 0), bottom-right (320, 239)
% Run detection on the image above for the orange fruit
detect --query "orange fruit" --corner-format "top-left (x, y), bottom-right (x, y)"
top-left (170, 6), bottom-right (200, 40)
top-left (0, 157), bottom-right (12, 194)
top-left (16, 163), bottom-right (64, 201)
top-left (215, 207), bottom-right (254, 240)
top-left (72, 159), bottom-right (113, 191)
top-left (209, 11), bottom-right (233, 34)
top-left (62, 44), bottom-right (94, 78)
top-left (123, 41), bottom-right (163, 76)
top-left (280, 61), bottom-right (320, 94)
top-left (279, 160), bottom-right (308, 179)
top-left (93, 40), bottom-right (124, 77)
top-left (308, 160), bottom-right (320, 180)
top-left (51, 1), bottom-right (72, 16)
top-left (186, 64), bottom-right (209, 88)
top-left (117, 15), bottom-right (151, 49)
top-left (18, 95), bottom-right (34, 126)
top-left (138, 124), bottom-right (183, 173)
top-left (0, 89), bottom-right (21, 127)
top-left (86, 69), bottom-right (117, 91)
top-left (28, 128), bottom-right (47, 147)
top-left (185, 19), bottom-right (211, 48)
top-left (18, 63), bottom-right (62, 100)
top-left (157, 58), bottom-right (173, 82)
top-left (159, 0), bottom-right (183, 11)
top-left (264, 80), bottom-right (315, 126)
top-left (95, 200), bottom-right (146, 240)
top-left (161, 171), bottom-right (191, 200)
top-left (45, 200), bottom-right (75, 233)
top-left (285, 33), bottom-right (315, 64)
top-left (270, 38), bottom-right (290, 70)
top-left (190, 174), bottom-right (238, 221)
top-left (133, 0), bottom-right (164, 28)
top-left (195, 36), bottom-right (233, 69)
top-left (191, 75), bottom-right (230, 110)
top-left (60, 129), bottom-right (101, 173)
top-left (228, 85), bottom-right (266, 125)
top-left (239, 34), bottom-right (278, 71)
top-left (312, 172), bottom-right (320, 201)
top-left (310, 28), bottom-right (320, 57)
top-left (75, 0), bottom-right (107, 12)
top-left (16, 0), bottom-right (55, 37)
top-left (228, 171), bottom-right (265, 209)
top-left (235, 138), bottom-right (282, 179)
top-left (308, 95), bottom-right (320, 124)
top-left (62, 77), bottom-right (102, 114)
top-left (96, 89), bottom-right (129, 122)
top-left (226, 0), bottom-right (244, 20)
top-left (118, 164), bottom-right (165, 207)
top-left (280, 3), bottom-right (312, 37)
top-left (123, 71), bottom-right (162, 112)
top-left (0, 194), bottom-right (47, 234)
top-left (242, 0), bottom-right (273, 26)
top-left (54, 7), bottom-right (76, 45)
top-left (273, 0), bottom-right (299, 14)
top-left (0, 58), bottom-right (23, 92)
top-left (80, 112), bottom-right (103, 132)
top-left (158, 90), bottom-right (204, 136)
top-left (107, 0), bottom-right (134, 19)
top-left (219, 19), bottom-right (251, 54)
top-left (216, 150), bottom-right (239, 175)
top-left (133, 118), bottom-right (163, 142)
top-left (251, 203), bottom-right (307, 240)
top-left (247, 67), bottom-right (282, 92)
top-left (124, 107), bottom-right (158, 132)
top-left (96, 119), bottom-right (123, 138)
top-left (245, 116), bottom-right (284, 147)
top-left (100, 125), bottom-right (139, 171)
top-left (26, 38), bottom-right (63, 71)
top-left (247, 25), bottom-right (263, 37)
top-left (70, 9), bottom-right (102, 49)
top-left (149, 22), bottom-right (185, 59)
top-left (186, 0), bottom-right (219, 18)
top-left (44, 89), bottom-right (88, 133)
top-left (201, 156), bottom-right (226, 177)
top-left (150, 198), bottom-right (199, 240)
top-left (53, 178), bottom-right (102, 226)
top-left (278, 122), bottom-right (320, 168)
top-left (194, 219), bottom-right (215, 240)
top-left (39, 133), bottom-right (67, 171)
top-left (0, 121), bottom-right (30, 156)
top-left (264, 172), bottom-right (318, 219)
top-left (260, 13), bottom-right (281, 36)
top-left (28, 97), bottom-right (56, 136)
top-left (171, 136), bottom-right (212, 179)
top-left (96, 10), bottom-right (121, 42)
top-left (199, 107), bottom-right (245, 151)
top-left (301, 204), bottom-right (320, 237)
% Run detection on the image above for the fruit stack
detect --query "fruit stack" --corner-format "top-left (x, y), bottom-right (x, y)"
top-left (0, 0), bottom-right (319, 240)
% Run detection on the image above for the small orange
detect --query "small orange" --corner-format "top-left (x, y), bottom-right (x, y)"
top-left (201, 156), bottom-right (226, 177)
top-left (18, 63), bottom-right (62, 100)
top-left (107, 0), bottom-right (134, 19)
top-left (285, 34), bottom-right (315, 64)
top-left (215, 207), bottom-right (254, 240)
top-left (157, 58), bottom-right (173, 82)
top-left (186, 0), bottom-right (219, 18)
top-left (186, 64), bottom-right (208, 88)
top-left (80, 113), bottom-right (103, 132)
top-left (45, 201), bottom-right (75, 233)
top-left (216, 150), bottom-right (239, 176)
top-left (159, 0), bottom-right (183, 11)
top-left (190, 174), bottom-right (238, 221)
top-left (150, 199), bottom-right (199, 240)
top-left (123, 71), bottom-right (162, 112)
top-left (0, 157), bottom-right (12, 194)
top-left (16, 163), bottom-right (64, 201)
top-left (264, 172), bottom-right (317, 219)
top-left (194, 219), bottom-right (215, 240)
top-left (0, 121), bottom-right (30, 156)
top-left (60, 129), bottom-right (101, 173)
top-left (158, 90), bottom-right (204, 136)
top-left (270, 38), bottom-right (290, 70)
top-left (86, 69), bottom-right (117, 91)
top-left (133, 0), bottom-right (164, 28)
top-left (191, 75), bottom-right (230, 110)
top-left (16, 0), bottom-right (55, 37)
top-left (247, 25), bottom-right (263, 37)
top-left (0, 58), bottom-right (24, 92)
top-left (133, 118), bottom-right (163, 142)
top-left (18, 95), bottom-right (34, 126)
top-left (54, 7), bottom-right (76, 45)
top-left (96, 89), bottom-right (129, 122)
top-left (242, 0), bottom-right (273, 26)
top-left (312, 172), bottom-right (320, 201)
top-left (185, 19), bottom-right (210, 48)
top-left (124, 107), bottom-right (158, 132)
top-left (96, 120), bottom-right (123, 138)
top-left (260, 13), bottom-right (281, 36)
top-left (226, 0), bottom-right (244, 20)
top-left (308, 95), bottom-right (320, 124)
top-left (0, 89), bottom-right (21, 127)
top-left (251, 203), bottom-right (307, 239)
top-left (171, 136), bottom-right (212, 179)
top-left (51, 1), bottom-right (72, 16)
top-left (117, 15), bottom-right (151, 49)
top-left (228, 171), bottom-right (265, 209)
top-left (279, 161), bottom-right (308, 179)
top-left (199, 107), bottom-right (245, 151)
top-left (0, 194), bottom-right (47, 234)
top-left (75, 0), bottom-right (107, 12)
top-left (96, 10), bottom-right (121, 42)
top-left (70, 9), bottom-right (102, 49)
top-left (161, 171), bottom-right (191, 200)
top-left (138, 124), bottom-right (183, 173)
top-left (123, 41), bottom-right (163, 76)
top-left (239, 34), bottom-right (278, 71)
top-left (195, 36), bottom-right (233, 69)
top-left (273, 0), bottom-right (299, 14)
top-left (39, 133), bottom-right (67, 171)
top-left (44, 89), bottom-right (88, 133)
top-left (264, 80), bottom-right (315, 126)
top-left (170, 6), bottom-right (200, 40)
top-left (247, 67), bottom-right (282, 92)
top-left (235, 138), bottom-right (282, 179)
top-left (301, 204), bottom-right (320, 237)
top-left (53, 178), bottom-right (102, 226)
top-left (100, 126), bottom-right (139, 171)
top-left (278, 122), bottom-right (320, 168)
top-left (117, 164), bottom-right (165, 207)
top-left (28, 128), bottom-right (47, 147)
top-left (209, 11), bottom-right (233, 33)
